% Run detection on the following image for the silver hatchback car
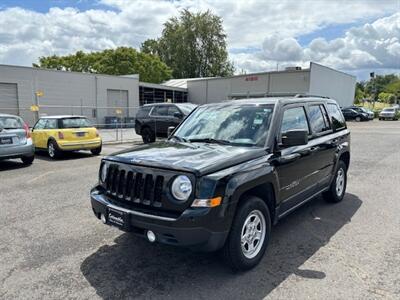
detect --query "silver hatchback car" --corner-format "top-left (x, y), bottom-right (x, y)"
top-left (0, 113), bottom-right (35, 165)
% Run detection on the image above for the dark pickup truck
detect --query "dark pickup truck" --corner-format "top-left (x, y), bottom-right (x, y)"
top-left (90, 97), bottom-right (350, 271)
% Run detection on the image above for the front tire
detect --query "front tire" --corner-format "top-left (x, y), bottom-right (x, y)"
top-left (141, 127), bottom-right (155, 144)
top-left (21, 156), bottom-right (34, 165)
top-left (355, 116), bottom-right (361, 122)
top-left (48, 140), bottom-right (61, 159)
top-left (222, 196), bottom-right (271, 271)
top-left (323, 160), bottom-right (347, 203)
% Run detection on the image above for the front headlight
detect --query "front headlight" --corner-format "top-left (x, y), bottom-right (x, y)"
top-left (100, 163), bottom-right (108, 183)
top-left (171, 175), bottom-right (192, 201)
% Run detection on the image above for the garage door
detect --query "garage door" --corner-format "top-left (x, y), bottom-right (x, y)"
top-left (0, 83), bottom-right (18, 115)
top-left (107, 89), bottom-right (128, 117)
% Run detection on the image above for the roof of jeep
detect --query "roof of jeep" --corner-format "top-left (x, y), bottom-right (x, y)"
top-left (201, 97), bottom-right (337, 107)
top-left (39, 115), bottom-right (87, 119)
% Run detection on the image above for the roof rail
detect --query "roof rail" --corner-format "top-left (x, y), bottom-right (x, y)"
top-left (294, 93), bottom-right (329, 99)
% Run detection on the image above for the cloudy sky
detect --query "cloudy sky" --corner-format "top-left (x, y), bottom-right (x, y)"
top-left (0, 0), bottom-right (399, 80)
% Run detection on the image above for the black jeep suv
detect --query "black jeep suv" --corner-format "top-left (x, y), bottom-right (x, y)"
top-left (135, 103), bottom-right (197, 143)
top-left (91, 97), bottom-right (350, 271)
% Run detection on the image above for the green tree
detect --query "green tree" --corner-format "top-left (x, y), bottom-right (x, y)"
top-left (141, 9), bottom-right (234, 78)
top-left (33, 47), bottom-right (172, 83)
top-left (140, 39), bottom-right (161, 56)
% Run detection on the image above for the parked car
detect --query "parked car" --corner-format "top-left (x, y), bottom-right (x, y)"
top-left (0, 113), bottom-right (35, 165)
top-left (31, 115), bottom-right (102, 159)
top-left (341, 108), bottom-right (369, 121)
top-left (90, 97), bottom-right (350, 271)
top-left (135, 103), bottom-right (197, 143)
top-left (379, 107), bottom-right (399, 120)
top-left (347, 106), bottom-right (374, 120)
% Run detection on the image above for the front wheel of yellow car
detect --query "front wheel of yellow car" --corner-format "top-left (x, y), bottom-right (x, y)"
top-left (91, 145), bottom-right (102, 156)
top-left (48, 140), bottom-right (62, 159)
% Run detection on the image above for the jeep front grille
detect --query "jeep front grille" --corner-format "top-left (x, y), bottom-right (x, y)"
top-left (103, 162), bottom-right (195, 215)
top-left (106, 164), bottom-right (164, 208)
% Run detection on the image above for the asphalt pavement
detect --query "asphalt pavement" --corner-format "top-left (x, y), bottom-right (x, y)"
top-left (0, 120), bottom-right (399, 299)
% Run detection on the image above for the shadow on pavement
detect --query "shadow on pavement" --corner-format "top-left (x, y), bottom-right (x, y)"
top-left (35, 150), bottom-right (95, 161)
top-left (0, 159), bottom-right (31, 171)
top-left (81, 193), bottom-right (362, 299)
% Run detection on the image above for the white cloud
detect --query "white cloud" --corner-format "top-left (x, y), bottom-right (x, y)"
top-left (235, 12), bottom-right (400, 77)
top-left (0, 0), bottom-right (398, 79)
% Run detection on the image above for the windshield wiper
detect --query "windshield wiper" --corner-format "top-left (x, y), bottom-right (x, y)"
top-left (189, 138), bottom-right (231, 145)
top-left (170, 135), bottom-right (188, 143)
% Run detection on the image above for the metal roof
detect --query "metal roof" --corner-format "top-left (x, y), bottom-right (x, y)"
top-left (162, 78), bottom-right (214, 89)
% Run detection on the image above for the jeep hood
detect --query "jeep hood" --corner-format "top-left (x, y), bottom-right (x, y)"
top-left (105, 141), bottom-right (266, 176)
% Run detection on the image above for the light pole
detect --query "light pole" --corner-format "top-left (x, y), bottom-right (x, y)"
top-left (370, 72), bottom-right (376, 109)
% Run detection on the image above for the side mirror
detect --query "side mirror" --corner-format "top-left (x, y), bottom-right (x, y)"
top-left (173, 112), bottom-right (183, 119)
top-left (167, 126), bottom-right (176, 137)
top-left (281, 130), bottom-right (308, 147)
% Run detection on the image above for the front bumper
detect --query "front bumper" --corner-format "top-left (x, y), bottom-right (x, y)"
top-left (0, 139), bottom-right (35, 160)
top-left (90, 189), bottom-right (230, 252)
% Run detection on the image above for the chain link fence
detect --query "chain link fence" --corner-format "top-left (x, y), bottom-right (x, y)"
top-left (0, 105), bottom-right (160, 144)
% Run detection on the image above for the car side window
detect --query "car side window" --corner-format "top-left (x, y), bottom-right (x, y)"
top-left (34, 119), bottom-right (46, 130)
top-left (45, 119), bottom-right (58, 129)
top-left (152, 106), bottom-right (168, 116)
top-left (327, 104), bottom-right (346, 131)
top-left (168, 105), bottom-right (180, 117)
top-left (280, 106), bottom-right (309, 136)
top-left (308, 105), bottom-right (330, 134)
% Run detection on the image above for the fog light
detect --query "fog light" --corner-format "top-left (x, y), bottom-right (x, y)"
top-left (100, 213), bottom-right (106, 224)
top-left (147, 230), bottom-right (156, 242)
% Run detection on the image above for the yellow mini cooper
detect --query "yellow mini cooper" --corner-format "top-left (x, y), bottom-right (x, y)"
top-left (32, 115), bottom-right (102, 159)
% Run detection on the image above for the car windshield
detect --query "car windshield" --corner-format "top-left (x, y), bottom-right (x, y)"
top-left (383, 108), bottom-right (395, 112)
top-left (61, 117), bottom-right (92, 128)
top-left (177, 103), bottom-right (197, 115)
top-left (0, 116), bottom-right (23, 129)
top-left (172, 104), bottom-right (274, 147)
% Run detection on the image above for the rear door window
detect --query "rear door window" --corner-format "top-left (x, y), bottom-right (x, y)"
top-left (308, 105), bottom-right (331, 134)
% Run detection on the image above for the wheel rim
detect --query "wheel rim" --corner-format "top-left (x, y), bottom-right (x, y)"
top-left (356, 117), bottom-right (360, 122)
top-left (48, 143), bottom-right (55, 157)
top-left (335, 168), bottom-right (345, 196)
top-left (241, 210), bottom-right (266, 259)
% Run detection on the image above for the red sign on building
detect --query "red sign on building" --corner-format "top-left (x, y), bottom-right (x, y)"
top-left (245, 76), bottom-right (258, 81)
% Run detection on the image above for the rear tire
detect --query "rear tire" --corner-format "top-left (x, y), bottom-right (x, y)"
top-left (323, 160), bottom-right (347, 203)
top-left (21, 156), bottom-right (34, 165)
top-left (221, 196), bottom-right (271, 271)
top-left (48, 140), bottom-right (61, 159)
top-left (142, 127), bottom-right (155, 144)
top-left (355, 116), bottom-right (361, 122)
top-left (91, 145), bottom-right (102, 156)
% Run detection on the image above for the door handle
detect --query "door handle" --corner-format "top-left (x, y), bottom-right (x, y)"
top-left (309, 146), bottom-right (319, 153)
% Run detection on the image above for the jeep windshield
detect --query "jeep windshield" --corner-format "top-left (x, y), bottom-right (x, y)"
top-left (171, 104), bottom-right (274, 147)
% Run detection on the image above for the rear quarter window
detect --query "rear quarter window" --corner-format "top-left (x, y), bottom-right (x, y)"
top-left (137, 106), bottom-right (152, 118)
top-left (327, 103), bottom-right (346, 131)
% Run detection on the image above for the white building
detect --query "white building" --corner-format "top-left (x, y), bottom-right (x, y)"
top-left (164, 62), bottom-right (356, 108)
